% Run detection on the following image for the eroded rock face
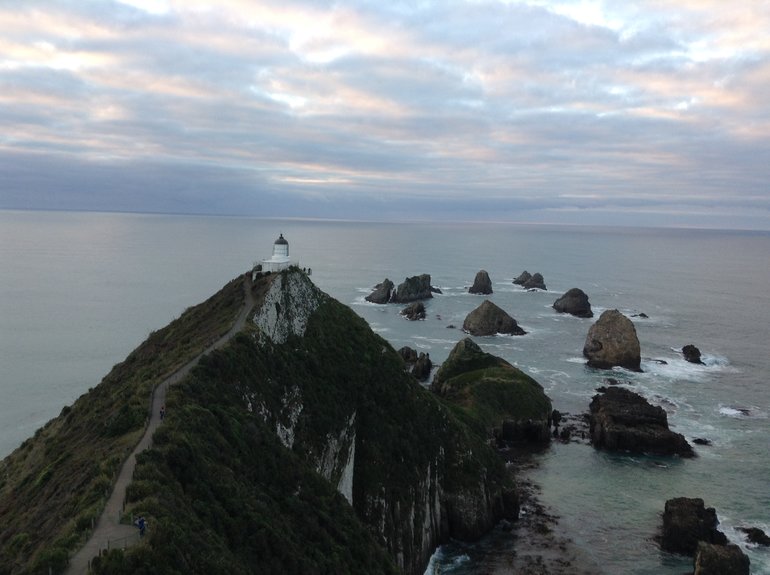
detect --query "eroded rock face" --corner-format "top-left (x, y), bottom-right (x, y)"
top-left (398, 346), bottom-right (418, 364)
top-left (661, 498), bottom-right (727, 555)
top-left (252, 271), bottom-right (325, 344)
top-left (391, 274), bottom-right (434, 303)
top-left (463, 300), bottom-right (526, 336)
top-left (553, 288), bottom-right (593, 318)
top-left (469, 270), bottom-right (493, 294)
top-left (583, 309), bottom-right (641, 371)
top-left (682, 344), bottom-right (704, 364)
top-left (365, 279), bottom-right (394, 304)
top-left (589, 387), bottom-right (694, 457)
top-left (694, 542), bottom-right (750, 575)
top-left (739, 526), bottom-right (770, 546)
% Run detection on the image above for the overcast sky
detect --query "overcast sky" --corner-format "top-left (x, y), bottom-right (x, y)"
top-left (1, 1), bottom-right (769, 229)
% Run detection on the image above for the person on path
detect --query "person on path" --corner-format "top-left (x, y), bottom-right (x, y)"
top-left (136, 516), bottom-right (147, 537)
top-left (160, 405), bottom-right (165, 421)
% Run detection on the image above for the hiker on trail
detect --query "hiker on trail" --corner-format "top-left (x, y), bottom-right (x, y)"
top-left (160, 405), bottom-right (165, 421)
top-left (136, 516), bottom-right (147, 537)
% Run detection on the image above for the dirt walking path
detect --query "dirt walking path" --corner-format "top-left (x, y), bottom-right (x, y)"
top-left (65, 274), bottom-right (254, 574)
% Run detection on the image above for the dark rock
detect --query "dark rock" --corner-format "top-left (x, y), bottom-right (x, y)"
top-left (661, 497), bottom-right (727, 554)
top-left (398, 346), bottom-right (418, 364)
top-left (523, 272), bottom-right (546, 290)
top-left (694, 542), bottom-right (750, 575)
top-left (552, 288), bottom-right (593, 318)
top-left (390, 274), bottom-right (434, 303)
top-left (400, 302), bottom-right (426, 321)
top-left (463, 300), bottom-right (526, 336)
top-left (446, 324), bottom-right (456, 329)
top-left (551, 409), bottom-right (562, 428)
top-left (513, 270), bottom-right (532, 285)
top-left (432, 338), bottom-right (552, 443)
top-left (739, 526), bottom-right (770, 546)
top-left (583, 309), bottom-right (641, 371)
top-left (693, 438), bottom-right (712, 446)
top-left (365, 278), bottom-right (394, 304)
top-left (683, 344), bottom-right (704, 364)
top-left (469, 270), bottom-right (493, 294)
top-left (411, 352), bottom-right (432, 381)
top-left (632, 312), bottom-right (649, 319)
top-left (430, 286), bottom-right (443, 294)
top-left (589, 387), bottom-right (694, 457)
top-left (606, 378), bottom-right (621, 385)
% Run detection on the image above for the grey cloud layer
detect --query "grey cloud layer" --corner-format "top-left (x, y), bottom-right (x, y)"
top-left (1, 0), bottom-right (769, 228)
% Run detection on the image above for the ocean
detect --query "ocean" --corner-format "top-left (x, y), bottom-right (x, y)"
top-left (1, 210), bottom-right (768, 574)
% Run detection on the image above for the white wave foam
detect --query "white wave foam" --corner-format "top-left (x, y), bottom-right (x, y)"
top-left (717, 405), bottom-right (767, 419)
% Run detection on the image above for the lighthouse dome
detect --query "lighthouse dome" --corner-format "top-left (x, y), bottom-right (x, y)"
top-left (274, 234), bottom-right (288, 246)
top-left (272, 233), bottom-right (289, 258)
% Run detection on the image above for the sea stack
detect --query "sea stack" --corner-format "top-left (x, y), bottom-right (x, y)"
top-left (583, 309), bottom-right (641, 371)
top-left (469, 270), bottom-right (493, 294)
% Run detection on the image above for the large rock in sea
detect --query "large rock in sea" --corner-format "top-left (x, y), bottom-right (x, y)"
top-left (682, 344), bottom-right (704, 364)
top-left (524, 272), bottom-right (546, 290)
top-left (589, 387), bottom-right (694, 457)
top-left (739, 526), bottom-right (770, 546)
top-left (391, 274), bottom-right (434, 303)
top-left (469, 270), bottom-right (493, 294)
top-left (694, 542), bottom-right (750, 575)
top-left (552, 288), bottom-right (593, 318)
top-left (365, 278), bottom-right (393, 304)
top-left (463, 300), bottom-right (526, 336)
top-left (432, 338), bottom-right (552, 443)
top-left (513, 270), bottom-right (546, 290)
top-left (513, 270), bottom-right (532, 285)
top-left (583, 309), bottom-right (641, 371)
top-left (661, 497), bottom-right (728, 554)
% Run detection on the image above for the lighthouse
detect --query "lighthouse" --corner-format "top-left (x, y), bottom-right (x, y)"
top-left (259, 233), bottom-right (293, 273)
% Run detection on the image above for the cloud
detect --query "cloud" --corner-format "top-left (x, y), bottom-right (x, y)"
top-left (1, 0), bottom-right (769, 229)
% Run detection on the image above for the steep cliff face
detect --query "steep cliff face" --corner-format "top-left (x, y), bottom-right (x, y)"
top-left (238, 270), bottom-right (516, 574)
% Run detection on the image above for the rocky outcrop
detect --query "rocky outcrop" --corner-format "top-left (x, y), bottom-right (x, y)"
top-left (682, 344), bottom-right (704, 364)
top-left (365, 279), bottom-right (394, 304)
top-left (463, 300), bottom-right (526, 336)
top-left (469, 270), bottom-right (493, 294)
top-left (514, 270), bottom-right (546, 290)
top-left (513, 270), bottom-right (532, 285)
top-left (739, 526), bottom-right (770, 546)
top-left (694, 542), bottom-right (750, 575)
top-left (661, 497), bottom-right (728, 554)
top-left (412, 352), bottom-right (432, 381)
top-left (552, 288), bottom-right (593, 318)
top-left (252, 270), bottom-right (325, 344)
top-left (432, 338), bottom-right (552, 443)
top-left (583, 309), bottom-right (641, 371)
top-left (589, 387), bottom-right (694, 457)
top-left (391, 274), bottom-right (434, 303)
top-left (401, 302), bottom-right (426, 321)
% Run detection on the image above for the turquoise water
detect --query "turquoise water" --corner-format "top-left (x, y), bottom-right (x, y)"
top-left (1, 211), bottom-right (768, 573)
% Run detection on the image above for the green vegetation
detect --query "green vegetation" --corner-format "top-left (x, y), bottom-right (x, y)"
top-left (1, 270), bottom-right (519, 575)
top-left (0, 275), bottom-right (247, 575)
top-left (432, 338), bottom-right (552, 438)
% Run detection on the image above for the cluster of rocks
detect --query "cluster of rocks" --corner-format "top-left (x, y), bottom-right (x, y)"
top-left (589, 386), bottom-right (694, 457)
top-left (661, 497), bottom-right (755, 574)
top-left (400, 302), bottom-right (426, 321)
top-left (513, 270), bottom-right (546, 290)
top-left (398, 346), bottom-right (433, 381)
top-left (365, 274), bottom-right (440, 304)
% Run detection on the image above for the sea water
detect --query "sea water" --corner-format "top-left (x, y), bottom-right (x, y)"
top-left (1, 210), bottom-right (768, 573)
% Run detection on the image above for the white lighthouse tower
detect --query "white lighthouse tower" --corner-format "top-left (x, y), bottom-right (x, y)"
top-left (259, 233), bottom-right (293, 273)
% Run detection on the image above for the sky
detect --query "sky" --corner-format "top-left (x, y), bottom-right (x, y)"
top-left (1, 1), bottom-right (769, 229)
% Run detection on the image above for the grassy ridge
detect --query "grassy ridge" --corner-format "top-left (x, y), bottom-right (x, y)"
top-left (0, 274), bottom-right (247, 575)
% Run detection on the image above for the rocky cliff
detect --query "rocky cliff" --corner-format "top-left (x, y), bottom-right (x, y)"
top-left (0, 270), bottom-right (518, 575)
